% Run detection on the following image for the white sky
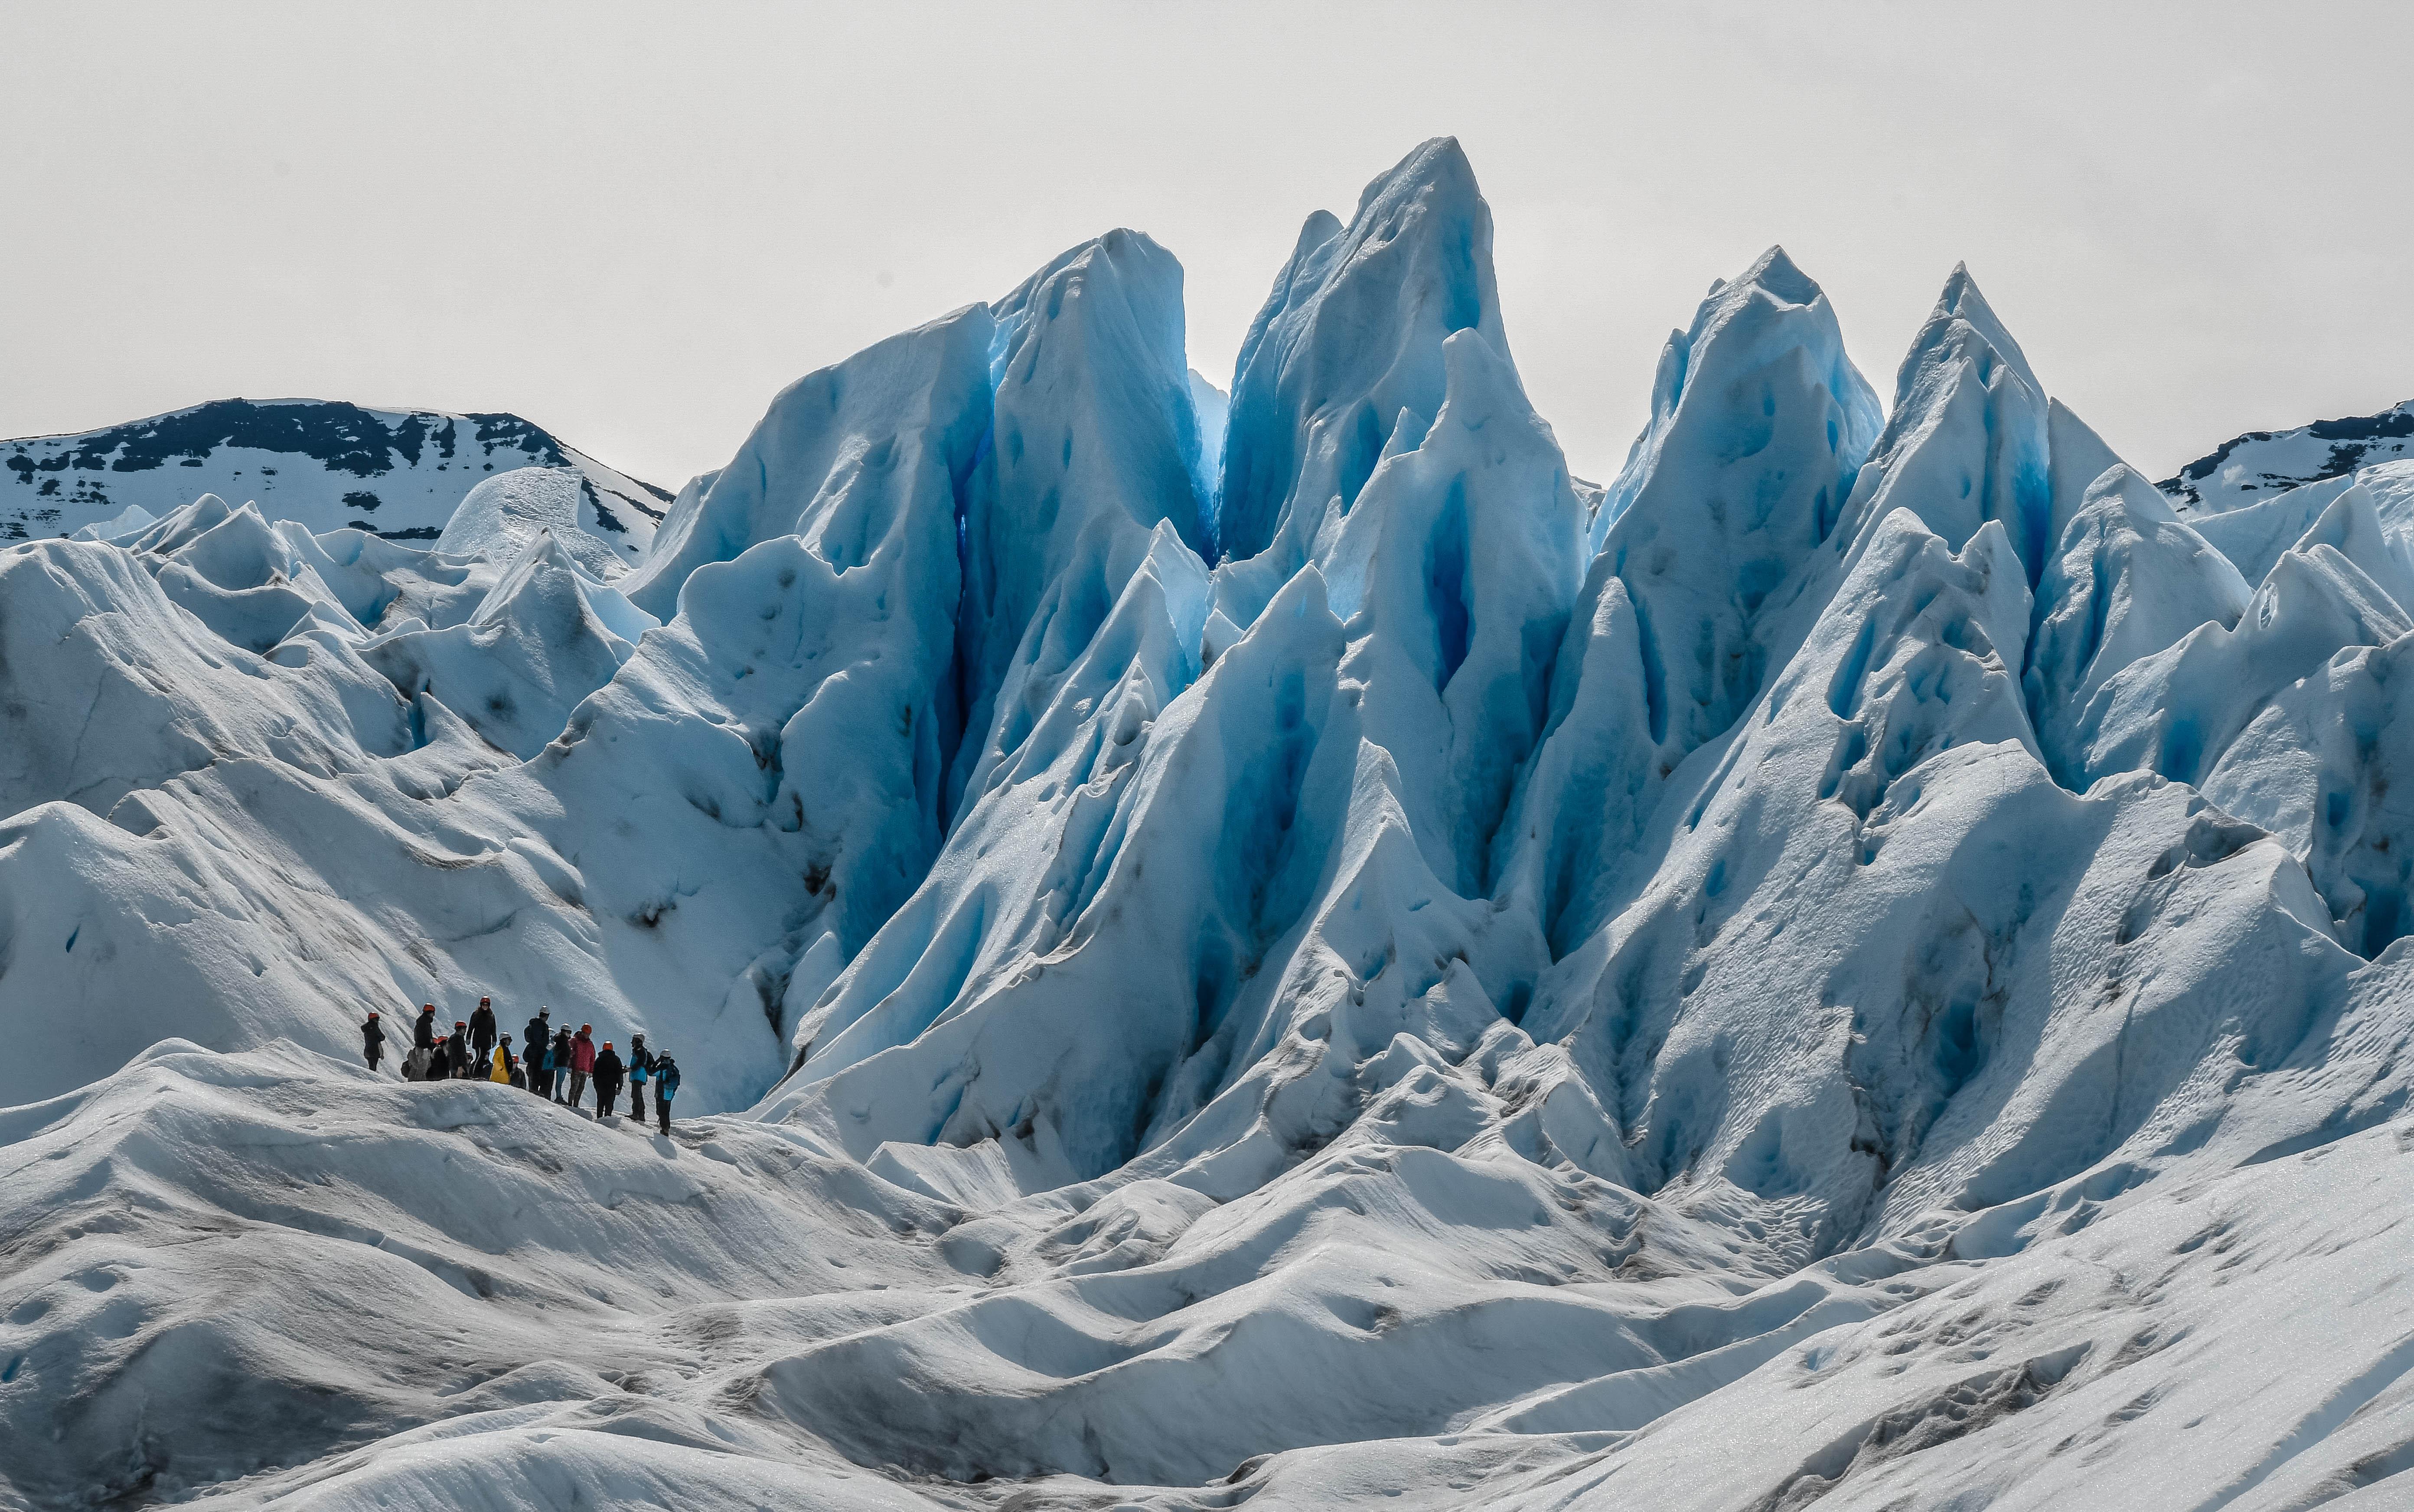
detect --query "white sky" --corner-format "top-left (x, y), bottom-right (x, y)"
top-left (6, 2), bottom-right (2409, 493)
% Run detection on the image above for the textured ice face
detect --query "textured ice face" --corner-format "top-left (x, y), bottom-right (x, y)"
top-left (434, 465), bottom-right (632, 582)
top-left (9, 137), bottom-right (2414, 1511)
top-left (1213, 140), bottom-right (1507, 609)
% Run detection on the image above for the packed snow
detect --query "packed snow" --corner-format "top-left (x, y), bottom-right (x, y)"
top-left (7, 139), bottom-right (2414, 1511)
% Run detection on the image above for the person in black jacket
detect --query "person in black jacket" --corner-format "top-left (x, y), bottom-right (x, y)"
top-left (550, 1026), bottom-right (575, 1103)
top-left (446, 1024), bottom-right (473, 1079)
top-left (592, 1041), bottom-right (626, 1117)
top-left (361, 1012), bottom-right (386, 1072)
top-left (522, 1008), bottom-right (551, 1095)
top-left (469, 997), bottom-right (498, 1062)
top-left (625, 1033), bottom-right (654, 1123)
top-left (414, 1004), bottom-right (437, 1052)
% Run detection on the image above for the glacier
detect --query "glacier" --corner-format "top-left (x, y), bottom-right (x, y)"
top-left (7, 138), bottom-right (2414, 1510)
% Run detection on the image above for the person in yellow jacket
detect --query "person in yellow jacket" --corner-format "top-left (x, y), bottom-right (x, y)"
top-left (490, 1033), bottom-right (519, 1085)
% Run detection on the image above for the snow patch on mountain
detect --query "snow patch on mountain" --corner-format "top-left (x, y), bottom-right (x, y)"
top-left (2, 398), bottom-right (668, 564)
top-left (2161, 398), bottom-right (2414, 513)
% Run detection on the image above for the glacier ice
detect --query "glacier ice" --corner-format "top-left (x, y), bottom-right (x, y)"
top-left (1214, 138), bottom-right (1508, 618)
top-left (433, 464), bottom-right (636, 583)
top-left (9, 138), bottom-right (2414, 1511)
top-left (2025, 463), bottom-right (2251, 782)
top-left (365, 529), bottom-right (655, 761)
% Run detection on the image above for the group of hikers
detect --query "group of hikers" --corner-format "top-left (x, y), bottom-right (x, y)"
top-left (358, 997), bottom-right (682, 1135)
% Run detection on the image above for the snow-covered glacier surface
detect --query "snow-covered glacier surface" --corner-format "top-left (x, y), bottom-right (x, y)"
top-left (7, 140), bottom-right (2414, 1510)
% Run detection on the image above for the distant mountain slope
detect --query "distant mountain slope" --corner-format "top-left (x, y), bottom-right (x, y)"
top-left (2160, 398), bottom-right (2414, 512)
top-left (1, 397), bottom-right (669, 564)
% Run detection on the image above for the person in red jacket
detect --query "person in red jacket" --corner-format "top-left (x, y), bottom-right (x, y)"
top-left (567, 1024), bottom-right (597, 1108)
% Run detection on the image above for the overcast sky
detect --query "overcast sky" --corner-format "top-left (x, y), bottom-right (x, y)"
top-left (7, 2), bottom-right (2409, 493)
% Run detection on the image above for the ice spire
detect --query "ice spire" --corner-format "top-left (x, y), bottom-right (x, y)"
top-left (1833, 264), bottom-right (2054, 582)
top-left (617, 307), bottom-right (996, 623)
top-left (949, 230), bottom-right (1212, 816)
top-left (2025, 463), bottom-right (2251, 782)
top-left (1329, 325), bottom-right (1588, 899)
top-left (1585, 247), bottom-right (1884, 759)
top-left (1212, 137), bottom-right (1507, 610)
top-left (1597, 247), bottom-right (1881, 550)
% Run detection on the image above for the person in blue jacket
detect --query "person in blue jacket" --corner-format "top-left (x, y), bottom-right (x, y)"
top-left (652, 1053), bottom-right (680, 1135)
top-left (626, 1033), bottom-right (655, 1123)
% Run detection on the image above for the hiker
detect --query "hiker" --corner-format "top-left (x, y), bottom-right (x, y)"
top-left (469, 997), bottom-right (497, 1062)
top-left (491, 1033), bottom-right (516, 1084)
top-left (626, 1033), bottom-right (654, 1122)
top-left (522, 1008), bottom-right (551, 1092)
top-left (361, 1011), bottom-right (385, 1072)
top-left (593, 1040), bottom-right (625, 1117)
top-left (402, 1038), bottom-right (433, 1082)
top-left (550, 1026), bottom-right (575, 1103)
top-left (424, 1035), bottom-right (448, 1081)
top-left (567, 1024), bottom-right (596, 1108)
top-left (652, 1052), bottom-right (680, 1135)
top-left (414, 1004), bottom-right (437, 1051)
top-left (447, 1024), bottom-right (473, 1079)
